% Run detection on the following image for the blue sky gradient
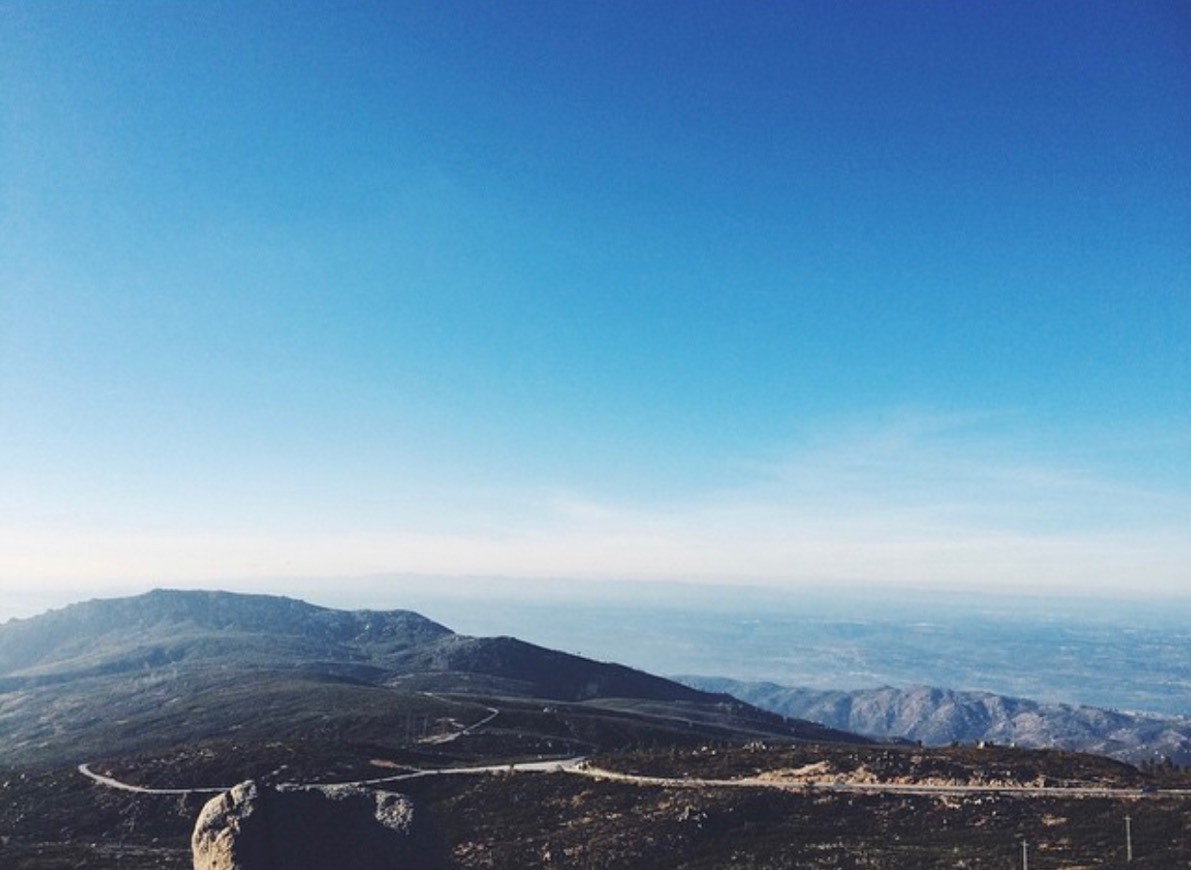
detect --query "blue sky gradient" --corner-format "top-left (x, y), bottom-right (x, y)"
top-left (2, 2), bottom-right (1189, 603)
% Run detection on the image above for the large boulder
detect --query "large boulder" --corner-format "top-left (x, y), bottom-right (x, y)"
top-left (192, 780), bottom-right (447, 870)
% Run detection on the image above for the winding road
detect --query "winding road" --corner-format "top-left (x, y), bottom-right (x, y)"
top-left (76, 692), bottom-right (579, 793)
top-left (79, 758), bottom-right (1190, 802)
top-left (74, 691), bottom-right (1189, 801)
top-left (417, 701), bottom-right (500, 745)
top-left (77, 763), bottom-right (227, 795)
top-left (78, 756), bottom-right (587, 795)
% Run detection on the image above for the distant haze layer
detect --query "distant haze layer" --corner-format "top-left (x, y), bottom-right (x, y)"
top-left (4, 577), bottom-right (1187, 719)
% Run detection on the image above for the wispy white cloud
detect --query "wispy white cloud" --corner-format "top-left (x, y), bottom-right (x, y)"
top-left (2, 411), bottom-right (1187, 599)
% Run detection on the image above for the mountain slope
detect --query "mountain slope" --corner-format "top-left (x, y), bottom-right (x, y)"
top-left (395, 633), bottom-right (719, 702)
top-left (0, 589), bottom-right (714, 704)
top-left (0, 588), bottom-right (452, 679)
top-left (680, 676), bottom-right (1191, 766)
top-left (0, 590), bottom-right (863, 766)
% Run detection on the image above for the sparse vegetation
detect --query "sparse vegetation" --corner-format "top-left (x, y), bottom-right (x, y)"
top-left (1, 591), bottom-right (1187, 867)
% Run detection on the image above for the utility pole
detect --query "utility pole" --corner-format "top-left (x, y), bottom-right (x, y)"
top-left (1021, 839), bottom-right (1028, 870)
top-left (1125, 814), bottom-right (1133, 862)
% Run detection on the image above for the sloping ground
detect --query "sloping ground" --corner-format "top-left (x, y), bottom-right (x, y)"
top-left (681, 676), bottom-right (1191, 766)
top-left (0, 589), bottom-right (452, 680)
top-left (0, 591), bottom-right (853, 769)
top-left (4, 742), bottom-right (1189, 869)
top-left (400, 634), bottom-right (723, 702)
top-left (0, 590), bottom-right (724, 708)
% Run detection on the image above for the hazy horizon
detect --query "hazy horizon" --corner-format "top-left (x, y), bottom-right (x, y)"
top-left (4, 578), bottom-right (1188, 718)
top-left (7, 570), bottom-right (1191, 626)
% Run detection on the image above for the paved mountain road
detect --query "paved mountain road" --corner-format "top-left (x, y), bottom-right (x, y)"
top-left (77, 763), bottom-right (226, 796)
top-left (78, 756), bottom-right (587, 795)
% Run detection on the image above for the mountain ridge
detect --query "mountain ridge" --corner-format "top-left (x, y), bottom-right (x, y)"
top-left (0, 589), bottom-right (725, 705)
top-left (0, 588), bottom-right (452, 674)
top-left (680, 675), bottom-right (1191, 767)
top-left (0, 589), bottom-right (861, 767)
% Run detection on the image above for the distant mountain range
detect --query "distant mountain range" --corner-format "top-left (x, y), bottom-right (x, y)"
top-left (0, 589), bottom-right (855, 766)
top-left (6, 588), bottom-right (1183, 776)
top-left (0, 588), bottom-right (714, 703)
top-left (679, 676), bottom-right (1191, 767)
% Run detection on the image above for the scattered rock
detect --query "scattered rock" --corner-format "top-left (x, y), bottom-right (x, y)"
top-left (192, 780), bottom-right (446, 869)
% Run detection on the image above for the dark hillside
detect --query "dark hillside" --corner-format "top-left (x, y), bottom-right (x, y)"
top-left (0, 590), bottom-right (851, 769)
top-left (408, 634), bottom-right (717, 702)
top-left (0, 590), bottom-right (743, 709)
top-left (0, 588), bottom-right (452, 678)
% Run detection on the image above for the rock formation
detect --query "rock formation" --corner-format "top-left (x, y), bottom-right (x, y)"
top-left (192, 780), bottom-right (446, 870)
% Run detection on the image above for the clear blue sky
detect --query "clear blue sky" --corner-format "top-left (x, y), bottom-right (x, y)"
top-left (2, 2), bottom-right (1189, 606)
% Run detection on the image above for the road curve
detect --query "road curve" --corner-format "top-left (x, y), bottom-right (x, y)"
top-left (78, 698), bottom-right (515, 794)
top-left (418, 703), bottom-right (500, 745)
top-left (77, 763), bottom-right (226, 796)
top-left (79, 756), bottom-right (589, 795)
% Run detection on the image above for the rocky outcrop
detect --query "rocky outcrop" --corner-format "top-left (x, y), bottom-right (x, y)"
top-left (192, 780), bottom-right (447, 870)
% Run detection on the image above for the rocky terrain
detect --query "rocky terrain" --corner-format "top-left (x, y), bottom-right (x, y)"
top-left (0, 590), bottom-right (1188, 867)
top-left (680, 677), bottom-right (1191, 767)
top-left (191, 780), bottom-right (447, 869)
top-left (3, 738), bottom-right (1189, 868)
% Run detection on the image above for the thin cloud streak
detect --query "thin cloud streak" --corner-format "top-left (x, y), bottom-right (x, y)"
top-left (2, 414), bottom-right (1186, 597)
